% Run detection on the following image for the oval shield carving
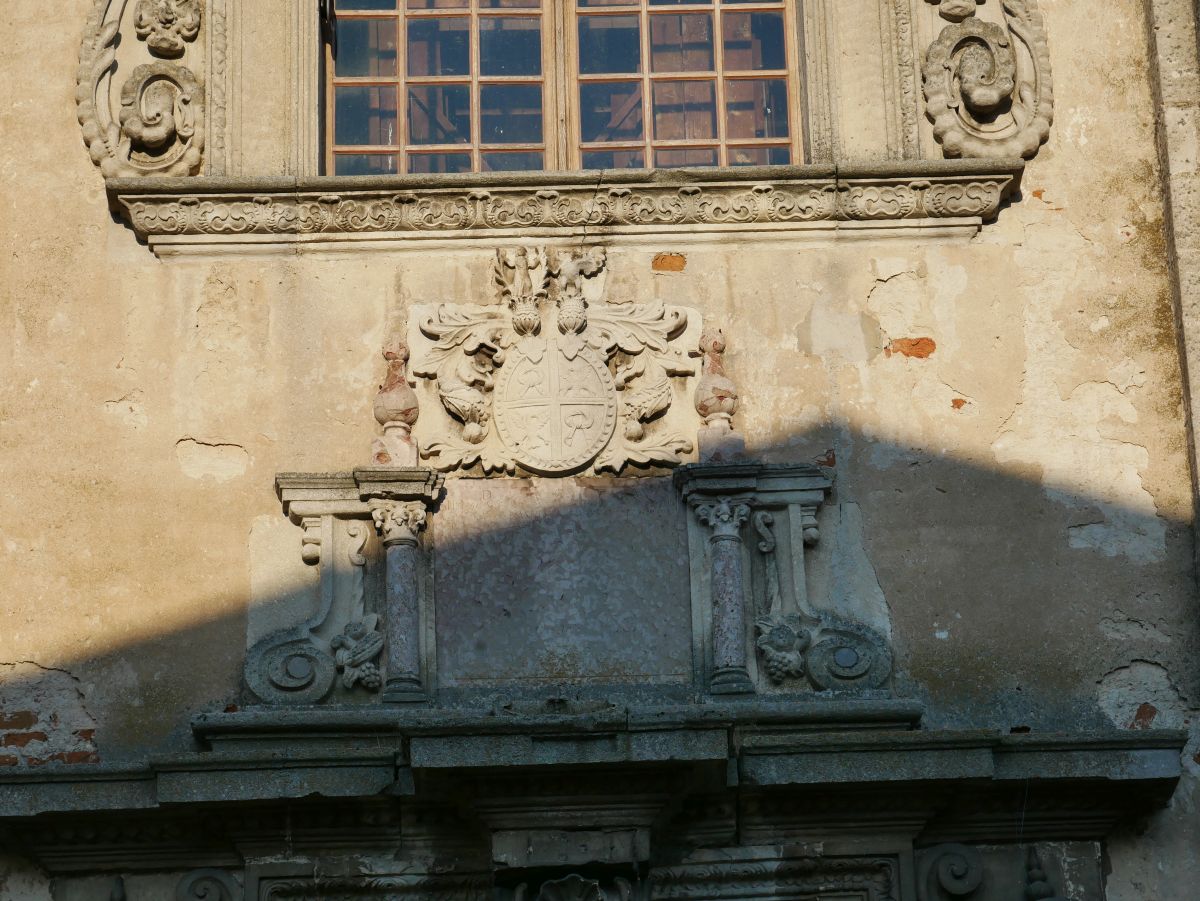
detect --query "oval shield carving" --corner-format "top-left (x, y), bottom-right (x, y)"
top-left (494, 339), bottom-right (618, 474)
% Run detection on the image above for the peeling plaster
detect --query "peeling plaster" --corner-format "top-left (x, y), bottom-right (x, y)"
top-left (175, 438), bottom-right (249, 482)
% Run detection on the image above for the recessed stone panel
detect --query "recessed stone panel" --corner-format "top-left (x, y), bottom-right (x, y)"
top-left (432, 477), bottom-right (693, 689)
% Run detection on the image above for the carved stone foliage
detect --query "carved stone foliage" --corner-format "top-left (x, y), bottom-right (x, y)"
top-left (409, 247), bottom-right (703, 477)
top-left (753, 509), bottom-right (892, 693)
top-left (78, 0), bottom-right (204, 177)
top-left (922, 0), bottom-right (1053, 159)
top-left (512, 875), bottom-right (634, 901)
top-left (136, 0), bottom-right (202, 58)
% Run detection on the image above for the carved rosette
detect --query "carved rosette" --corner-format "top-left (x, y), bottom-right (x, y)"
top-left (409, 247), bottom-right (703, 478)
top-left (77, 0), bottom-right (205, 177)
top-left (922, 0), bottom-right (1053, 159)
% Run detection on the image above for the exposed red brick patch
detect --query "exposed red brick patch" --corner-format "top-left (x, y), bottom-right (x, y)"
top-left (2, 731), bottom-right (48, 748)
top-left (813, 449), bottom-right (836, 467)
top-left (1032, 189), bottom-right (1045, 200)
top-left (0, 711), bottom-right (37, 730)
top-left (224, 704), bottom-right (240, 713)
top-left (951, 398), bottom-right (967, 410)
top-left (72, 728), bottom-right (96, 741)
top-left (652, 252), bottom-right (686, 272)
top-left (1130, 702), bottom-right (1158, 729)
top-left (885, 337), bottom-right (936, 359)
top-left (1009, 725), bottom-right (1031, 734)
top-left (0, 755), bottom-right (19, 766)
top-left (56, 750), bottom-right (101, 765)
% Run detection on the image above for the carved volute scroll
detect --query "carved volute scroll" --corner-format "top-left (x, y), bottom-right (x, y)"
top-left (77, 0), bottom-right (205, 177)
top-left (409, 247), bottom-right (705, 477)
top-left (922, 0), bottom-right (1053, 159)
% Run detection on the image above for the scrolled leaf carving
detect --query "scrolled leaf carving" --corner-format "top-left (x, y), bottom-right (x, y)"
top-left (77, 0), bottom-right (205, 177)
top-left (916, 843), bottom-right (984, 901)
top-left (177, 869), bottom-right (243, 901)
top-left (922, 0), bottom-right (1053, 159)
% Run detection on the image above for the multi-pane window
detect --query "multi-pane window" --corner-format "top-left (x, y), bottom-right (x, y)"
top-left (328, 0), bottom-right (802, 174)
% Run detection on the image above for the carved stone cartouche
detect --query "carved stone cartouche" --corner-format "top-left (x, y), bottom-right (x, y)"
top-left (410, 247), bottom-right (700, 477)
top-left (922, 0), bottom-right (1054, 159)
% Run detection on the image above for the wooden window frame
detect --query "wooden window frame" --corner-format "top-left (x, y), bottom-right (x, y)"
top-left (324, 0), bottom-right (810, 174)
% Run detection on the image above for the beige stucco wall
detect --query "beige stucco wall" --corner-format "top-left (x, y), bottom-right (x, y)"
top-left (0, 0), bottom-right (1197, 897)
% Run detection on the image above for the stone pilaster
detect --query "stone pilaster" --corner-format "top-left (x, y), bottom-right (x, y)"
top-left (695, 498), bottom-right (754, 694)
top-left (370, 501), bottom-right (429, 702)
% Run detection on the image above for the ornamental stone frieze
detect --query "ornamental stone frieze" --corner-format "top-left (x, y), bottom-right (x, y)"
top-left (921, 0), bottom-right (1054, 159)
top-left (78, 0), bottom-right (207, 177)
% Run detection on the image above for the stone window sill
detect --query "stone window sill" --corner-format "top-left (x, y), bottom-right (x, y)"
top-left (106, 159), bottom-right (1024, 256)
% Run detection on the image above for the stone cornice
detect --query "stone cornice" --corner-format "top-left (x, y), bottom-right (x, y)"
top-left (105, 160), bottom-right (1024, 254)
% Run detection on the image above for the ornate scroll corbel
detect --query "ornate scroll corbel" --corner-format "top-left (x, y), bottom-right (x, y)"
top-left (916, 844), bottom-right (984, 901)
top-left (177, 869), bottom-right (242, 901)
top-left (922, 0), bottom-right (1053, 159)
top-left (77, 0), bottom-right (205, 177)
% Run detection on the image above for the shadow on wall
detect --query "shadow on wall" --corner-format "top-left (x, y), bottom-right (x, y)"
top-left (0, 422), bottom-right (1197, 769)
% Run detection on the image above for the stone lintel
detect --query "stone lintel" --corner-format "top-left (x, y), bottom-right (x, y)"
top-left (275, 468), bottom-right (443, 522)
top-left (674, 462), bottom-right (834, 508)
top-left (105, 160), bottom-right (1024, 254)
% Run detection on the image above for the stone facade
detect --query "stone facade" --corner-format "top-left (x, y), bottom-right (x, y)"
top-left (1, 0), bottom-right (1199, 898)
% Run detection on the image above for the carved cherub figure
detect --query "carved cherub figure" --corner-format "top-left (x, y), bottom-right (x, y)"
top-left (926, 0), bottom-right (983, 22)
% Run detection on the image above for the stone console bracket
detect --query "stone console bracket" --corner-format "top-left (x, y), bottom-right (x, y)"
top-left (105, 160), bottom-right (1024, 256)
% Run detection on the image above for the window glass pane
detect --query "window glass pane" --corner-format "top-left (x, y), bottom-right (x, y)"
top-left (722, 12), bottom-right (785, 70)
top-left (482, 0), bottom-right (540, 7)
top-left (407, 17), bottom-right (470, 77)
top-left (655, 147), bottom-right (718, 167)
top-left (652, 80), bottom-right (716, 140)
top-left (483, 151), bottom-right (545, 171)
top-left (728, 146), bottom-right (789, 166)
top-left (582, 149), bottom-right (645, 168)
top-left (339, 0), bottom-right (397, 9)
top-left (578, 16), bottom-right (642, 74)
top-left (335, 86), bottom-right (398, 145)
top-left (408, 85), bottom-right (471, 143)
top-left (335, 19), bottom-right (398, 77)
top-left (650, 14), bottom-right (713, 73)
top-left (481, 17), bottom-right (542, 76)
top-left (650, 0), bottom-right (712, 5)
top-left (407, 0), bottom-right (468, 7)
top-left (408, 153), bottom-right (474, 173)
top-left (335, 153), bottom-right (400, 175)
top-left (578, 0), bottom-right (639, 6)
top-left (481, 84), bottom-right (544, 143)
top-left (724, 78), bottom-right (788, 139)
top-left (580, 82), bottom-right (644, 142)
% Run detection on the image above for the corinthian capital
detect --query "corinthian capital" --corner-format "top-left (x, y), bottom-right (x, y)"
top-left (695, 497), bottom-right (750, 540)
top-left (371, 501), bottom-right (428, 546)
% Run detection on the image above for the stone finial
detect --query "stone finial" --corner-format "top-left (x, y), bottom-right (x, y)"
top-left (372, 338), bottom-right (420, 466)
top-left (694, 326), bottom-right (746, 462)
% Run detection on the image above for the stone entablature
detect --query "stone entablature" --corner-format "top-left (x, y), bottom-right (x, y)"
top-left (105, 161), bottom-right (1023, 254)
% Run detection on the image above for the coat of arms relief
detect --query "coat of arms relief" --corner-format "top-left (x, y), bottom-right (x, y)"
top-left (408, 247), bottom-right (704, 477)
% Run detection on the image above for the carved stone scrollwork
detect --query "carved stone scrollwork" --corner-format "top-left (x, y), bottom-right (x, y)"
top-left (916, 844), bottom-right (984, 901)
top-left (135, 0), bottom-right (202, 58)
top-left (177, 868), bottom-right (243, 901)
top-left (515, 875), bottom-right (633, 901)
top-left (77, 0), bottom-right (204, 177)
top-left (409, 247), bottom-right (702, 477)
top-left (752, 510), bottom-right (892, 693)
top-left (922, 0), bottom-right (1053, 159)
